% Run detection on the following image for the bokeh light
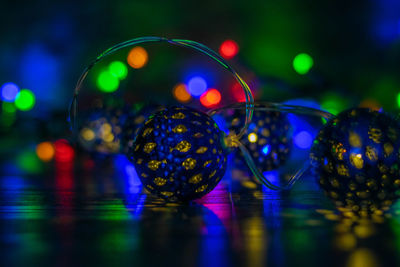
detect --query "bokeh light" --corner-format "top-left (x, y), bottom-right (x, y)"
top-left (248, 133), bottom-right (258, 143)
top-left (15, 89), bottom-right (35, 111)
top-left (97, 70), bottom-right (120, 92)
top-left (1, 82), bottom-right (19, 102)
top-left (187, 76), bottom-right (207, 97)
top-left (2, 102), bottom-right (16, 113)
top-left (262, 145), bottom-right (270, 155)
top-left (36, 142), bottom-right (55, 162)
top-left (294, 131), bottom-right (313, 149)
top-left (293, 53), bottom-right (313, 75)
top-left (231, 82), bottom-right (246, 102)
top-left (54, 139), bottom-right (75, 163)
top-left (200, 88), bottom-right (221, 107)
top-left (219, 39), bottom-right (239, 59)
top-left (109, 61), bottom-right (128, 80)
top-left (173, 83), bottom-right (191, 103)
top-left (127, 46), bottom-right (148, 69)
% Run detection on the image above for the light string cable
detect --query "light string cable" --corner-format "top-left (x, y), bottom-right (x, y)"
top-left (68, 36), bottom-right (254, 140)
top-left (209, 102), bottom-right (335, 190)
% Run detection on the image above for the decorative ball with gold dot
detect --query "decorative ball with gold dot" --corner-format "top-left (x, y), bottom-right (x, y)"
top-left (310, 108), bottom-right (400, 214)
top-left (230, 110), bottom-right (292, 173)
top-left (129, 106), bottom-right (227, 201)
top-left (79, 108), bottom-right (127, 154)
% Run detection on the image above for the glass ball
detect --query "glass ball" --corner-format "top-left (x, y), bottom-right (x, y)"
top-left (310, 108), bottom-right (400, 213)
top-left (230, 109), bottom-right (292, 173)
top-left (128, 106), bottom-right (227, 201)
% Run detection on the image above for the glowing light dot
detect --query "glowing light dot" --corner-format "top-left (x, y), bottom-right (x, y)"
top-left (127, 46), bottom-right (148, 69)
top-left (231, 82), bottom-right (246, 102)
top-left (97, 70), bottom-right (119, 92)
top-left (188, 76), bottom-right (207, 97)
top-left (15, 89), bottom-right (35, 111)
top-left (248, 133), bottom-right (258, 143)
top-left (397, 93), bottom-right (400, 108)
top-left (173, 83), bottom-right (191, 103)
top-left (81, 128), bottom-right (95, 141)
top-left (262, 145), bottom-right (270, 155)
top-left (36, 142), bottom-right (55, 162)
top-left (109, 61), bottom-right (128, 80)
top-left (219, 40), bottom-right (239, 59)
top-left (1, 82), bottom-right (19, 102)
top-left (294, 131), bottom-right (313, 149)
top-left (54, 139), bottom-right (75, 163)
top-left (200, 88), bottom-right (221, 107)
top-left (293, 53), bottom-right (313, 75)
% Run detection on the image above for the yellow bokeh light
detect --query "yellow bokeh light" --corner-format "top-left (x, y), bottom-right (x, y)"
top-left (248, 133), bottom-right (258, 143)
top-left (36, 141), bottom-right (55, 162)
top-left (81, 128), bottom-right (96, 141)
top-left (127, 46), bottom-right (148, 69)
top-left (173, 83), bottom-right (191, 103)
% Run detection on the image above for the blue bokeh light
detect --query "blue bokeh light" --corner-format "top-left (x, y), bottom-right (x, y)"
top-left (1, 83), bottom-right (19, 102)
top-left (294, 131), bottom-right (313, 149)
top-left (262, 144), bottom-right (270, 155)
top-left (187, 76), bottom-right (207, 97)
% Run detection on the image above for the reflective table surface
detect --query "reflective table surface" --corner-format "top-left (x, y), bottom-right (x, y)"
top-left (1, 157), bottom-right (400, 267)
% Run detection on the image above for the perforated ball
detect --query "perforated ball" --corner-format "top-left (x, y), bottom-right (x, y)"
top-left (230, 109), bottom-right (292, 173)
top-left (310, 108), bottom-right (400, 213)
top-left (128, 106), bottom-right (227, 201)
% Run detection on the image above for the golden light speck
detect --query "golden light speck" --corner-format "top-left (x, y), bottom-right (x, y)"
top-left (193, 133), bottom-right (204, 138)
top-left (196, 146), bottom-right (208, 154)
top-left (258, 138), bottom-right (267, 145)
top-left (136, 158), bottom-right (143, 164)
top-left (195, 184), bottom-right (208, 193)
top-left (365, 146), bottom-right (378, 161)
top-left (141, 173), bottom-right (148, 178)
top-left (81, 128), bottom-right (95, 141)
top-left (212, 148), bottom-right (217, 154)
top-left (172, 124), bottom-right (187, 133)
top-left (147, 185), bottom-right (154, 190)
top-left (192, 112), bottom-right (201, 117)
top-left (337, 164), bottom-right (350, 177)
top-left (175, 140), bottom-right (191, 152)
top-left (171, 112), bottom-right (186, 119)
top-left (154, 177), bottom-right (167, 186)
top-left (189, 174), bottom-right (203, 184)
top-left (148, 160), bottom-right (162, 171)
top-left (203, 160), bottom-right (212, 167)
top-left (182, 158), bottom-right (197, 170)
top-left (142, 128), bottom-right (153, 137)
top-left (161, 191), bottom-right (174, 197)
top-left (384, 143), bottom-right (393, 156)
top-left (248, 133), bottom-right (258, 143)
top-left (209, 138), bottom-right (214, 144)
top-left (209, 170), bottom-right (217, 178)
top-left (368, 128), bottom-right (382, 143)
top-left (349, 132), bottom-right (362, 147)
top-left (143, 142), bottom-right (156, 153)
top-left (350, 153), bottom-right (364, 169)
top-left (261, 128), bottom-right (270, 137)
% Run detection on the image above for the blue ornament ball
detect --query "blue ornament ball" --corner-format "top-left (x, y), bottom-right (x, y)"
top-left (229, 109), bottom-right (292, 173)
top-left (128, 106), bottom-right (227, 201)
top-left (310, 108), bottom-right (400, 213)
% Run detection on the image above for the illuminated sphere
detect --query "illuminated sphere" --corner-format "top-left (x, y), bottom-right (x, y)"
top-left (128, 106), bottom-right (227, 201)
top-left (79, 107), bottom-right (132, 154)
top-left (230, 110), bottom-right (292, 173)
top-left (310, 108), bottom-right (400, 213)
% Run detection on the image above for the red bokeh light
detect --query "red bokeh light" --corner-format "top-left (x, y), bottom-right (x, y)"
top-left (231, 82), bottom-right (246, 102)
top-left (54, 139), bottom-right (75, 163)
top-left (219, 40), bottom-right (239, 59)
top-left (200, 89), bottom-right (222, 107)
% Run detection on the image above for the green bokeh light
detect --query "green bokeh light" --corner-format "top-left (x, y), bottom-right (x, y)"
top-left (97, 70), bottom-right (120, 92)
top-left (109, 61), bottom-right (128, 80)
top-left (17, 150), bottom-right (42, 174)
top-left (15, 89), bottom-right (35, 111)
top-left (320, 93), bottom-right (349, 115)
top-left (396, 92), bottom-right (400, 108)
top-left (2, 102), bottom-right (16, 113)
top-left (293, 53), bottom-right (313, 75)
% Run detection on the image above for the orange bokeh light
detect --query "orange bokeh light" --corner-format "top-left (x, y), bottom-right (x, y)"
top-left (219, 40), bottom-right (239, 59)
top-left (173, 83), bottom-right (191, 103)
top-left (200, 89), bottom-right (221, 107)
top-left (127, 46), bottom-right (148, 69)
top-left (36, 141), bottom-right (55, 162)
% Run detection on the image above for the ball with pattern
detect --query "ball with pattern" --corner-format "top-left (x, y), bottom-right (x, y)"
top-left (230, 110), bottom-right (291, 173)
top-left (129, 106), bottom-right (227, 201)
top-left (310, 108), bottom-right (400, 213)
